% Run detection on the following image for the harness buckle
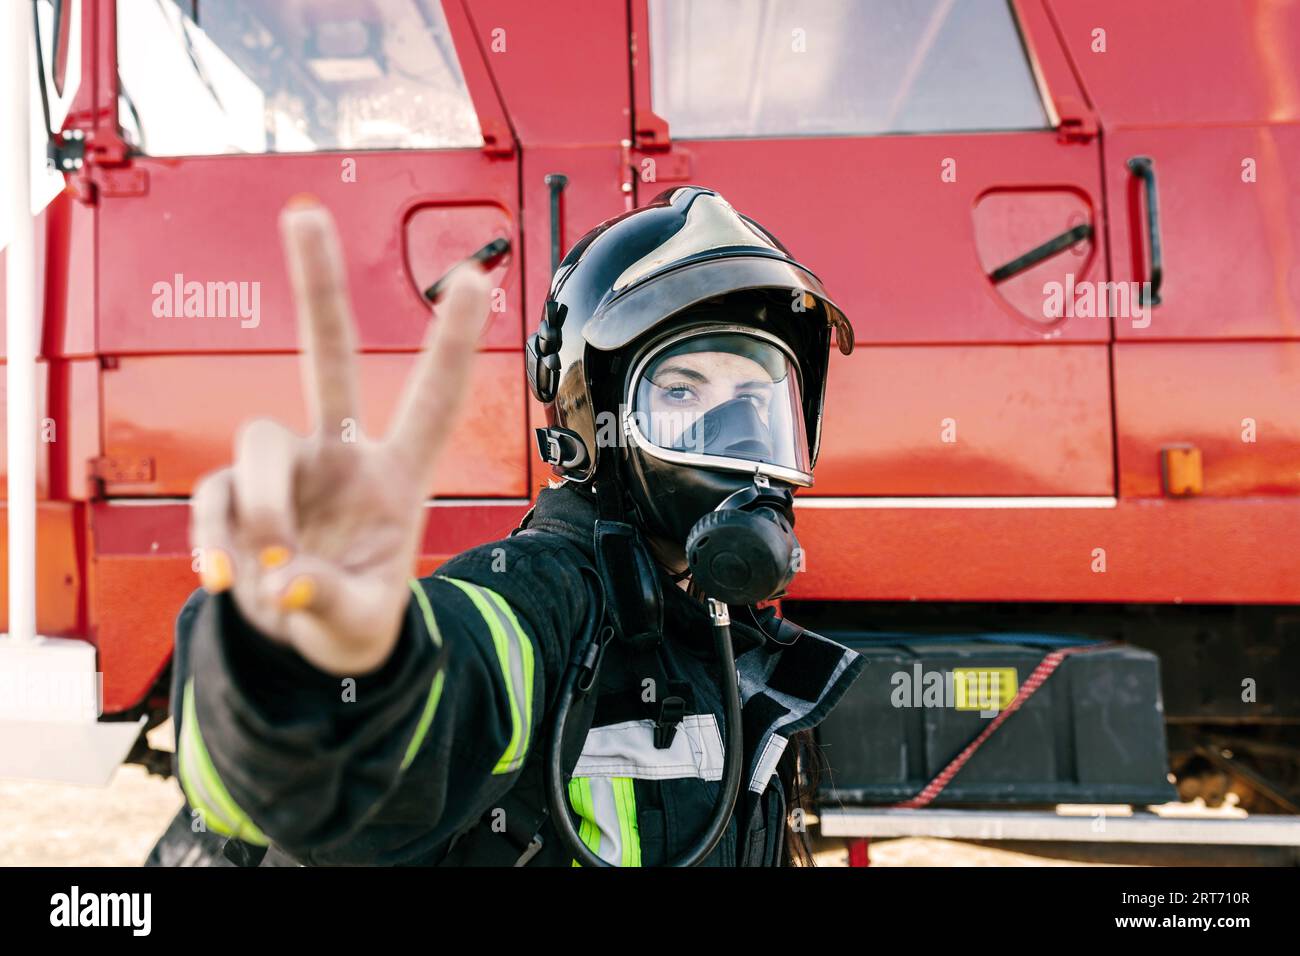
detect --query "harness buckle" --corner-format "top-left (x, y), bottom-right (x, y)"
top-left (514, 833), bottom-right (545, 866)
top-left (653, 695), bottom-right (687, 749)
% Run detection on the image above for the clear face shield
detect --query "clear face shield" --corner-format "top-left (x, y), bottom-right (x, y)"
top-left (625, 329), bottom-right (812, 486)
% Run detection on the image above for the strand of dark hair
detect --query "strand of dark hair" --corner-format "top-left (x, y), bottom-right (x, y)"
top-left (782, 728), bottom-right (824, 866)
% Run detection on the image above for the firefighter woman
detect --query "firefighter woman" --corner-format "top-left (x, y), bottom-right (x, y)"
top-left (152, 186), bottom-right (865, 867)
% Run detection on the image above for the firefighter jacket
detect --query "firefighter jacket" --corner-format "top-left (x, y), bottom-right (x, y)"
top-left (169, 482), bottom-right (866, 866)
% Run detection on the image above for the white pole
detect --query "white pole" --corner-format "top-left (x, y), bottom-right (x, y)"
top-left (5, 0), bottom-right (38, 644)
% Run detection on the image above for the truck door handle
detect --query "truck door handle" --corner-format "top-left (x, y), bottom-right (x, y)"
top-left (1126, 156), bottom-right (1164, 307)
top-left (545, 173), bottom-right (569, 275)
top-left (988, 223), bottom-right (1093, 283)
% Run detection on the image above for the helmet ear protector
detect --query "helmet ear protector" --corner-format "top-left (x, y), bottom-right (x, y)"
top-left (526, 299), bottom-right (568, 406)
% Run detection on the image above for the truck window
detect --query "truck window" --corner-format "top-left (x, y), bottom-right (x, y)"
top-left (648, 0), bottom-right (1048, 138)
top-left (116, 0), bottom-right (482, 156)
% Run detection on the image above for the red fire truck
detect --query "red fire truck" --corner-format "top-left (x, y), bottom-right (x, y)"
top-left (3, 0), bottom-right (1299, 829)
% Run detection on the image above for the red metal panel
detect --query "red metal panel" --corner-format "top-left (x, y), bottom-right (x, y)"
top-left (1115, 343), bottom-right (1300, 498)
top-left (624, 0), bottom-right (1116, 497)
top-left (1009, 0), bottom-right (1096, 136)
top-left (789, 498), bottom-right (1300, 604)
top-left (92, 501), bottom-right (529, 558)
top-left (814, 345), bottom-right (1113, 496)
top-left (99, 352), bottom-right (528, 497)
top-left (93, 556), bottom-right (195, 713)
top-left (85, 490), bottom-right (1300, 712)
top-left (661, 134), bottom-right (1108, 346)
top-left (96, 152), bottom-right (522, 352)
top-left (971, 187), bottom-right (1100, 331)
top-left (1104, 126), bottom-right (1300, 341)
top-left (464, 0), bottom-right (632, 147)
top-left (629, 0), bottom-right (669, 148)
top-left (57, 358), bottom-right (100, 501)
top-left (43, 188), bottom-right (97, 358)
top-left (1047, 0), bottom-right (1300, 128)
top-left (443, 0), bottom-right (517, 156)
top-left (519, 146), bottom-right (636, 492)
top-left (92, 500), bottom-right (528, 712)
top-left (0, 503), bottom-right (82, 638)
top-left (402, 202), bottom-right (514, 307)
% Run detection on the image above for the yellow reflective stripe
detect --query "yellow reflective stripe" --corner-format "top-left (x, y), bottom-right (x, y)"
top-left (566, 776), bottom-right (641, 867)
top-left (178, 680), bottom-right (268, 845)
top-left (401, 580), bottom-right (448, 770)
top-left (407, 577), bottom-right (443, 649)
top-left (483, 587), bottom-right (535, 748)
top-left (568, 776), bottom-right (601, 867)
top-left (612, 777), bottom-right (642, 868)
top-left (440, 577), bottom-right (532, 775)
top-left (401, 670), bottom-right (446, 771)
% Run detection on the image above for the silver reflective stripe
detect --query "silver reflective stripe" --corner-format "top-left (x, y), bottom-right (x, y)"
top-left (748, 733), bottom-right (789, 793)
top-left (476, 587), bottom-right (532, 771)
top-left (586, 778), bottom-right (624, 865)
top-left (571, 714), bottom-right (725, 781)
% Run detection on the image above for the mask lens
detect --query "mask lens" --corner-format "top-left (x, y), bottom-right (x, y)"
top-left (631, 332), bottom-right (810, 475)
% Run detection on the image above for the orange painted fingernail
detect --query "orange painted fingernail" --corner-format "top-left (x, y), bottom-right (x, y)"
top-left (280, 575), bottom-right (316, 612)
top-left (200, 549), bottom-right (233, 593)
top-left (259, 545), bottom-right (292, 570)
top-left (285, 193), bottom-right (320, 210)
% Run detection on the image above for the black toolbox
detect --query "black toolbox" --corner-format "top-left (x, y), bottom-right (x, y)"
top-left (816, 635), bottom-right (1177, 806)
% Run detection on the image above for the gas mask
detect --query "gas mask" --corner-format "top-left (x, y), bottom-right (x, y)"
top-left (621, 327), bottom-right (809, 605)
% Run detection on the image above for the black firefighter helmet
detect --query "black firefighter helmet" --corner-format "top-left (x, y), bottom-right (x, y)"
top-left (526, 185), bottom-right (854, 554)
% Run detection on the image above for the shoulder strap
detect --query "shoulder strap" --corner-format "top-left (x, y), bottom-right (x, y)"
top-left (437, 640), bottom-right (611, 867)
top-left (439, 566), bottom-right (612, 867)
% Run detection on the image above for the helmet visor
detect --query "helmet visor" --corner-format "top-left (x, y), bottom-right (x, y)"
top-left (628, 331), bottom-right (811, 482)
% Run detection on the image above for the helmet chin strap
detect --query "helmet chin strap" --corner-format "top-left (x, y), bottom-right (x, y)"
top-left (642, 533), bottom-right (691, 581)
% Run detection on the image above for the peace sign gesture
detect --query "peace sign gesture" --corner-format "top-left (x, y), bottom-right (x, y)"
top-left (191, 197), bottom-right (493, 676)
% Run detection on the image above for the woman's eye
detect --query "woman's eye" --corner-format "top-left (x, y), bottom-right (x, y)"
top-left (661, 383), bottom-right (698, 404)
top-left (739, 391), bottom-right (770, 409)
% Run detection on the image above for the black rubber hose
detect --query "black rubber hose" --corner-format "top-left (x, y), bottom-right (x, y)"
top-left (545, 587), bottom-right (744, 867)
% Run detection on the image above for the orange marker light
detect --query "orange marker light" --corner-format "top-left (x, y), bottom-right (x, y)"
top-left (1161, 445), bottom-right (1203, 497)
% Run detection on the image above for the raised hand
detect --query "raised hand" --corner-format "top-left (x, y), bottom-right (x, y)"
top-left (191, 197), bottom-right (493, 676)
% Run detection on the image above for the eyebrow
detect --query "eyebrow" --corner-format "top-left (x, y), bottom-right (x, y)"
top-left (652, 364), bottom-right (709, 384)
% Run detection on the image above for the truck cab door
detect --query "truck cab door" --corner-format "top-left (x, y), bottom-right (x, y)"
top-left (631, 0), bottom-right (1114, 500)
top-left (90, 0), bottom-right (525, 711)
top-left (1048, 0), bottom-right (1300, 499)
top-left (98, 0), bottom-right (523, 501)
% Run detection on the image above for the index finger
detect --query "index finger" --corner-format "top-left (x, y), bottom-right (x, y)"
top-left (279, 197), bottom-right (361, 437)
top-left (386, 262), bottom-right (493, 481)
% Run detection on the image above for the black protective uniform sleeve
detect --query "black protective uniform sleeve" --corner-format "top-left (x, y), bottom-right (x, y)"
top-left (176, 531), bottom-right (593, 864)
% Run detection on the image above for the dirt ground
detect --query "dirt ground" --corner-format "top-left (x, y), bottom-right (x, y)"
top-left (0, 720), bottom-right (1109, 867)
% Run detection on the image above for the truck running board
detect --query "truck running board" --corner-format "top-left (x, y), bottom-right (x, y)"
top-left (819, 807), bottom-right (1300, 847)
